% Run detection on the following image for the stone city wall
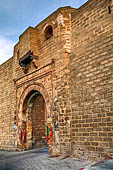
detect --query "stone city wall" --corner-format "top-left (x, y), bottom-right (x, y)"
top-left (70, 0), bottom-right (113, 160)
top-left (0, 58), bottom-right (16, 150)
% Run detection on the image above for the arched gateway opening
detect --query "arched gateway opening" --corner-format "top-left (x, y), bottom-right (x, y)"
top-left (21, 90), bottom-right (47, 149)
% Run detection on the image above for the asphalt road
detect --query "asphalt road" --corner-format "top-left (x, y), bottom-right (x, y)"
top-left (0, 147), bottom-right (91, 170)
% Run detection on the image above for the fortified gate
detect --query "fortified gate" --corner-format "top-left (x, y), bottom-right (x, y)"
top-left (1, 0), bottom-right (113, 161)
top-left (13, 7), bottom-right (74, 155)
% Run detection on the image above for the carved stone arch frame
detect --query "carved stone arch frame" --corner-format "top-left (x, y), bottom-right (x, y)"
top-left (17, 83), bottom-right (51, 149)
top-left (18, 83), bottom-right (50, 122)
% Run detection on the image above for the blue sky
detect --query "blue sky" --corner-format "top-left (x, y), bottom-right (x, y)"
top-left (0, 0), bottom-right (88, 65)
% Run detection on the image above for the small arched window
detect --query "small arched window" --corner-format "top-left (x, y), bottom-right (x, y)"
top-left (45, 25), bottom-right (53, 40)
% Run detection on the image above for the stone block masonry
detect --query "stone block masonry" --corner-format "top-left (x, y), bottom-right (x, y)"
top-left (70, 0), bottom-right (113, 161)
top-left (0, 0), bottom-right (113, 161)
top-left (0, 58), bottom-right (16, 150)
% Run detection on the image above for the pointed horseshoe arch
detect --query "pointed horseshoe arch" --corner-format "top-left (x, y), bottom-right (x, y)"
top-left (18, 83), bottom-right (51, 120)
top-left (17, 83), bottom-right (51, 150)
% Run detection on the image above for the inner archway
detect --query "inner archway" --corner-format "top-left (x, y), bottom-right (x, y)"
top-left (22, 90), bottom-right (46, 149)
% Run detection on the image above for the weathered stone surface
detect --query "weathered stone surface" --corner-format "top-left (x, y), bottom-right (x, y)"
top-left (0, 58), bottom-right (16, 150)
top-left (70, 0), bottom-right (113, 161)
top-left (0, 0), bottom-right (113, 161)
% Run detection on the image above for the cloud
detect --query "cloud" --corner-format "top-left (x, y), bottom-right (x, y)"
top-left (0, 36), bottom-right (15, 65)
top-left (0, 0), bottom-right (88, 66)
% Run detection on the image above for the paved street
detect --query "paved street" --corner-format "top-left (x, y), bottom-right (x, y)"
top-left (0, 147), bottom-right (91, 170)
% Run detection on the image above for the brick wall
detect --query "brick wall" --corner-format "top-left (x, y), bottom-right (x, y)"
top-left (70, 0), bottom-right (113, 160)
top-left (0, 58), bottom-right (16, 150)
